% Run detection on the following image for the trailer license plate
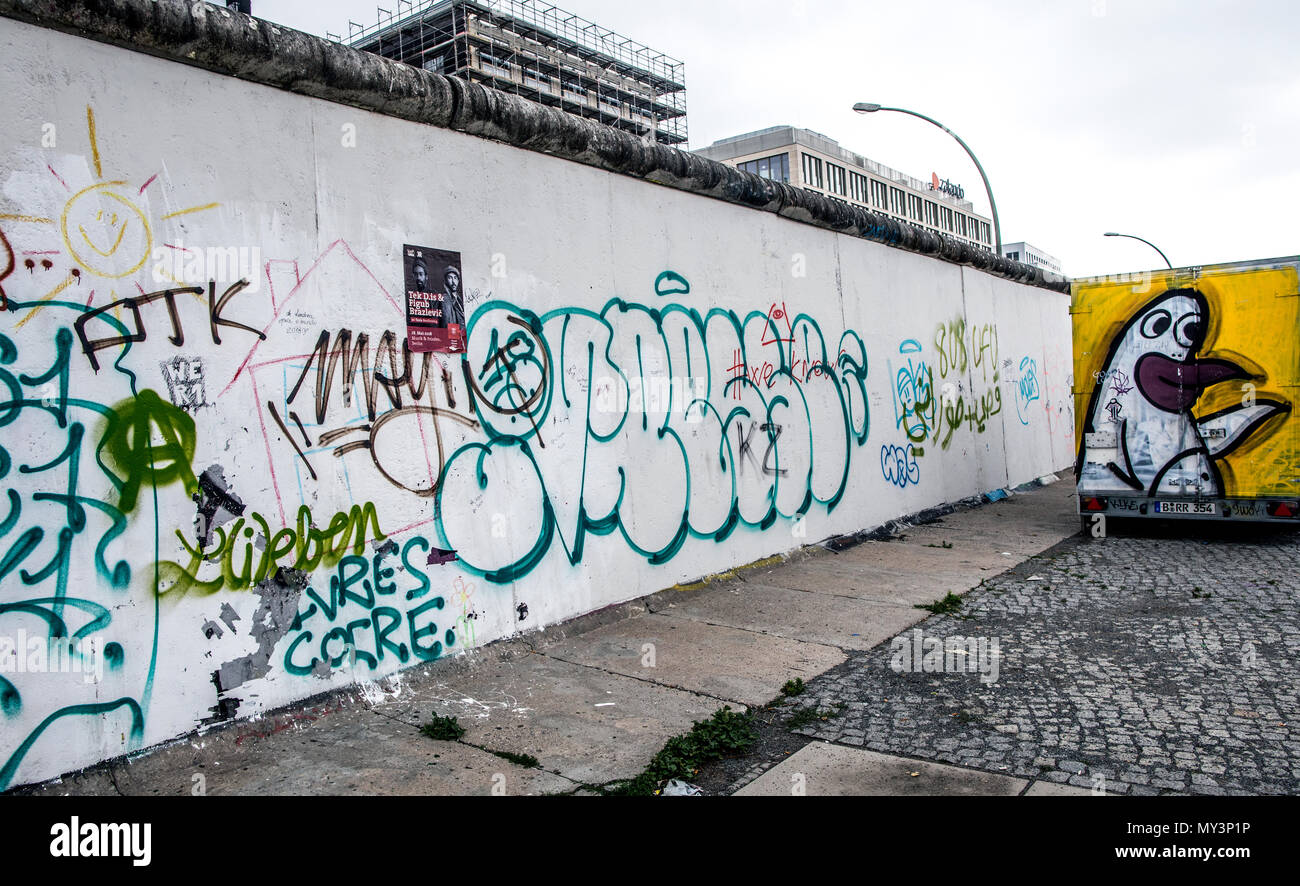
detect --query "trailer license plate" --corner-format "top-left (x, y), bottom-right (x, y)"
top-left (1154, 501), bottom-right (1217, 515)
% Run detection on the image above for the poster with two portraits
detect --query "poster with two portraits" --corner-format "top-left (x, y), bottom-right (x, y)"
top-left (403, 244), bottom-right (466, 354)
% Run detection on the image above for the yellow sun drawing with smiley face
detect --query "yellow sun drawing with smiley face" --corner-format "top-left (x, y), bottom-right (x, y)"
top-left (62, 181), bottom-right (153, 279)
top-left (1, 106), bottom-right (219, 325)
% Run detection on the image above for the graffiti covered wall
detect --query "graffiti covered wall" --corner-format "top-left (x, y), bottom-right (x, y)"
top-left (1072, 261), bottom-right (1297, 502)
top-left (0, 11), bottom-right (1071, 787)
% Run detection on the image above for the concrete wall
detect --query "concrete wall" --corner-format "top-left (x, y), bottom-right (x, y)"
top-left (0, 3), bottom-right (1072, 789)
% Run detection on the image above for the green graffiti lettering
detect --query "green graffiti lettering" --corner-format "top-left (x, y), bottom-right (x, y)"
top-left (157, 503), bottom-right (386, 599)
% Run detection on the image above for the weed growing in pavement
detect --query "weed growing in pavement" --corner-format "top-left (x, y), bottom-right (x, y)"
top-left (490, 749), bottom-right (540, 768)
top-left (785, 707), bottom-right (820, 728)
top-left (781, 678), bottom-right (806, 697)
top-left (915, 592), bottom-right (964, 615)
top-left (605, 706), bottom-right (756, 796)
top-left (421, 715), bottom-right (540, 769)
top-left (420, 714), bottom-right (467, 741)
top-left (785, 702), bottom-right (846, 729)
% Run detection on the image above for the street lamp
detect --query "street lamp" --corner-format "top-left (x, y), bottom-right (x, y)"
top-left (1103, 232), bottom-right (1172, 269)
top-left (853, 102), bottom-right (1002, 256)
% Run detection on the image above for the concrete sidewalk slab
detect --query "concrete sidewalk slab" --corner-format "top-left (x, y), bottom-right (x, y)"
top-left (541, 614), bottom-right (847, 707)
top-left (22, 697), bottom-right (577, 796)
top-left (735, 742), bottom-right (1029, 796)
top-left (821, 542), bottom-right (1013, 573)
top-left (654, 582), bottom-right (927, 651)
top-left (368, 651), bottom-right (720, 786)
top-left (752, 578), bottom-right (969, 610)
top-left (902, 524), bottom-right (1072, 555)
top-left (748, 563), bottom-right (995, 607)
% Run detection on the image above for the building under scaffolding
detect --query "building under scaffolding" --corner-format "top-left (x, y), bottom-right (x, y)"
top-left (345, 0), bottom-right (687, 146)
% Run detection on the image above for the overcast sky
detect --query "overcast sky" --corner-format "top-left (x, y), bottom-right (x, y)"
top-left (256, 0), bottom-right (1298, 277)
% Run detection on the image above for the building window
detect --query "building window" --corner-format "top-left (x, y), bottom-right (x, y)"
top-left (870, 179), bottom-right (888, 209)
top-left (738, 153), bottom-right (790, 184)
top-left (524, 66), bottom-right (551, 91)
top-left (561, 77), bottom-right (587, 102)
top-left (888, 187), bottom-right (905, 217)
top-left (423, 55), bottom-right (446, 74)
top-left (908, 194), bottom-right (923, 221)
top-left (827, 163), bottom-right (847, 196)
top-left (924, 200), bottom-right (938, 228)
top-left (478, 51), bottom-right (512, 79)
top-left (849, 172), bottom-right (869, 204)
top-left (801, 153), bottom-right (824, 189)
top-left (941, 207), bottom-right (954, 231)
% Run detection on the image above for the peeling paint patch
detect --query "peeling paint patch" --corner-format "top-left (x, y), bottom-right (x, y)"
top-left (218, 603), bottom-right (240, 633)
top-left (203, 568), bottom-right (308, 725)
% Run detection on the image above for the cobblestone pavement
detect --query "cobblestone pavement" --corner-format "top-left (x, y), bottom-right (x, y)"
top-left (759, 522), bottom-right (1300, 796)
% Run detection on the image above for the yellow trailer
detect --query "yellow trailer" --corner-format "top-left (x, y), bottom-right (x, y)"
top-left (1072, 256), bottom-right (1299, 523)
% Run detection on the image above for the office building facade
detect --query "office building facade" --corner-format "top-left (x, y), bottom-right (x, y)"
top-left (346, 0), bottom-right (687, 146)
top-left (695, 126), bottom-right (994, 252)
top-left (1002, 241), bottom-right (1061, 274)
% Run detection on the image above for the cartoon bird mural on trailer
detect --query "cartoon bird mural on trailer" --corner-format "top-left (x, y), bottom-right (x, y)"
top-left (1077, 288), bottom-right (1290, 497)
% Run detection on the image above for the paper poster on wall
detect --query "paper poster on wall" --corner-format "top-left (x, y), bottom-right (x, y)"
top-left (404, 245), bottom-right (466, 353)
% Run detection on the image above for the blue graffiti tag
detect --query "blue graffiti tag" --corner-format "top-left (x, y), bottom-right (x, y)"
top-left (1015, 356), bottom-right (1041, 426)
top-left (880, 443), bottom-right (921, 488)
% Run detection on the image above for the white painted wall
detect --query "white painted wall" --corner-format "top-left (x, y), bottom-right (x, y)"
top-left (0, 18), bottom-right (1072, 788)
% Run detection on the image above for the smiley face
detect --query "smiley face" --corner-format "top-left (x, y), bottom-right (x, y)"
top-left (61, 181), bottom-right (152, 279)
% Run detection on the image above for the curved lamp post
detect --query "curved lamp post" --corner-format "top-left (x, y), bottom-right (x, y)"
top-left (853, 102), bottom-right (1001, 256)
top-left (1103, 232), bottom-right (1172, 269)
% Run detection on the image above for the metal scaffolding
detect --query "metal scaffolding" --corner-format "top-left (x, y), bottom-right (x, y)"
top-left (344, 0), bottom-right (688, 145)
